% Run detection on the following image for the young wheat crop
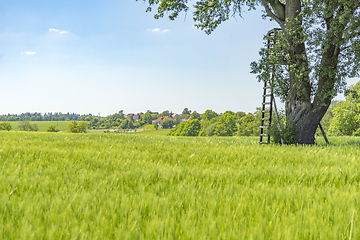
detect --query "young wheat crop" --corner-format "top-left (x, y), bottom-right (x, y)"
top-left (0, 132), bottom-right (359, 239)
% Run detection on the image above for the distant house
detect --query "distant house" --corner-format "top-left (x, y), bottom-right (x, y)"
top-left (126, 113), bottom-right (140, 121)
top-left (171, 113), bottom-right (179, 118)
top-left (152, 116), bottom-right (171, 125)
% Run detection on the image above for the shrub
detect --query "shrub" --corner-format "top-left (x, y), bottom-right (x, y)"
top-left (18, 121), bottom-right (38, 131)
top-left (68, 121), bottom-right (87, 133)
top-left (47, 125), bottom-right (60, 132)
top-left (269, 121), bottom-right (298, 145)
top-left (168, 119), bottom-right (201, 136)
top-left (0, 122), bottom-right (12, 131)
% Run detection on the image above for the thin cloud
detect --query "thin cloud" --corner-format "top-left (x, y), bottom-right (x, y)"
top-left (147, 28), bottom-right (170, 33)
top-left (49, 28), bottom-right (59, 32)
top-left (21, 51), bottom-right (37, 55)
top-left (49, 28), bottom-right (68, 34)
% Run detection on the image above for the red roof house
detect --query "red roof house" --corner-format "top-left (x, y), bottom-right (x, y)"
top-left (152, 116), bottom-right (171, 125)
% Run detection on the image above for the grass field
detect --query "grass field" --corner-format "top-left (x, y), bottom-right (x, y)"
top-left (1, 132), bottom-right (360, 239)
top-left (133, 129), bottom-right (170, 135)
top-left (138, 124), bottom-right (155, 130)
top-left (2, 121), bottom-right (72, 132)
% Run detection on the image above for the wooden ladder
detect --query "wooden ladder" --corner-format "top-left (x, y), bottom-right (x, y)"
top-left (259, 28), bottom-right (281, 145)
top-left (259, 81), bottom-right (273, 144)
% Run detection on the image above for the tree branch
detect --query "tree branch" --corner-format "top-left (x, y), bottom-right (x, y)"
top-left (269, 0), bottom-right (285, 21)
top-left (261, 0), bottom-right (285, 27)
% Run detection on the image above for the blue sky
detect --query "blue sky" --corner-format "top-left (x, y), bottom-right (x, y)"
top-left (0, 1), bottom-right (358, 116)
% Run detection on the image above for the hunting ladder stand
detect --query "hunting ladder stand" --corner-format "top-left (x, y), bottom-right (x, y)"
top-left (259, 28), bottom-right (329, 145)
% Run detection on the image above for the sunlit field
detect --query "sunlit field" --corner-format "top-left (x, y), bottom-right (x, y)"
top-left (1, 131), bottom-right (360, 239)
top-left (2, 121), bottom-right (72, 132)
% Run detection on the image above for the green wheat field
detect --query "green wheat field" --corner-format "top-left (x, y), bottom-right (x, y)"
top-left (1, 131), bottom-right (360, 239)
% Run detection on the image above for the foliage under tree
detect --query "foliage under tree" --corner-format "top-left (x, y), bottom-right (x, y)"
top-left (139, 0), bottom-right (360, 144)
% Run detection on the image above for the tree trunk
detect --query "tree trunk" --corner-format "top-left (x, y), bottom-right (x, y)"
top-left (294, 113), bottom-right (319, 144)
top-left (287, 102), bottom-right (330, 144)
top-left (282, 0), bottom-right (317, 144)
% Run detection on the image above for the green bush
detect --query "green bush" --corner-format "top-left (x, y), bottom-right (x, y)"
top-left (18, 121), bottom-right (39, 131)
top-left (168, 119), bottom-right (201, 136)
top-left (0, 122), bottom-right (12, 131)
top-left (269, 121), bottom-right (298, 145)
top-left (68, 121), bottom-right (87, 133)
top-left (47, 125), bottom-right (60, 132)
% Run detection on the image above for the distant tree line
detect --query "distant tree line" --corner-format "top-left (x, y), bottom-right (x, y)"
top-left (86, 110), bottom-right (177, 130)
top-left (168, 110), bottom-right (262, 137)
top-left (3, 86), bottom-right (360, 138)
top-left (0, 112), bottom-right (86, 121)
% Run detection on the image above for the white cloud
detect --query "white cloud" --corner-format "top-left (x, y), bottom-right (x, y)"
top-left (21, 51), bottom-right (37, 55)
top-left (49, 28), bottom-right (68, 34)
top-left (147, 28), bottom-right (170, 33)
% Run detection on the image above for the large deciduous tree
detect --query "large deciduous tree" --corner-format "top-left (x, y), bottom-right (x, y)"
top-left (138, 0), bottom-right (360, 144)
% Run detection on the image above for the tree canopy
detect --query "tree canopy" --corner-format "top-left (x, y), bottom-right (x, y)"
top-left (139, 0), bottom-right (360, 144)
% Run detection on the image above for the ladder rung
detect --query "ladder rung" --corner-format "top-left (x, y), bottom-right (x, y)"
top-left (263, 86), bottom-right (271, 89)
top-left (262, 110), bottom-right (270, 113)
top-left (259, 142), bottom-right (268, 144)
top-left (260, 126), bottom-right (269, 128)
top-left (262, 102), bottom-right (271, 105)
top-left (263, 94), bottom-right (272, 97)
top-left (261, 118), bottom-right (270, 121)
top-left (260, 134), bottom-right (268, 137)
